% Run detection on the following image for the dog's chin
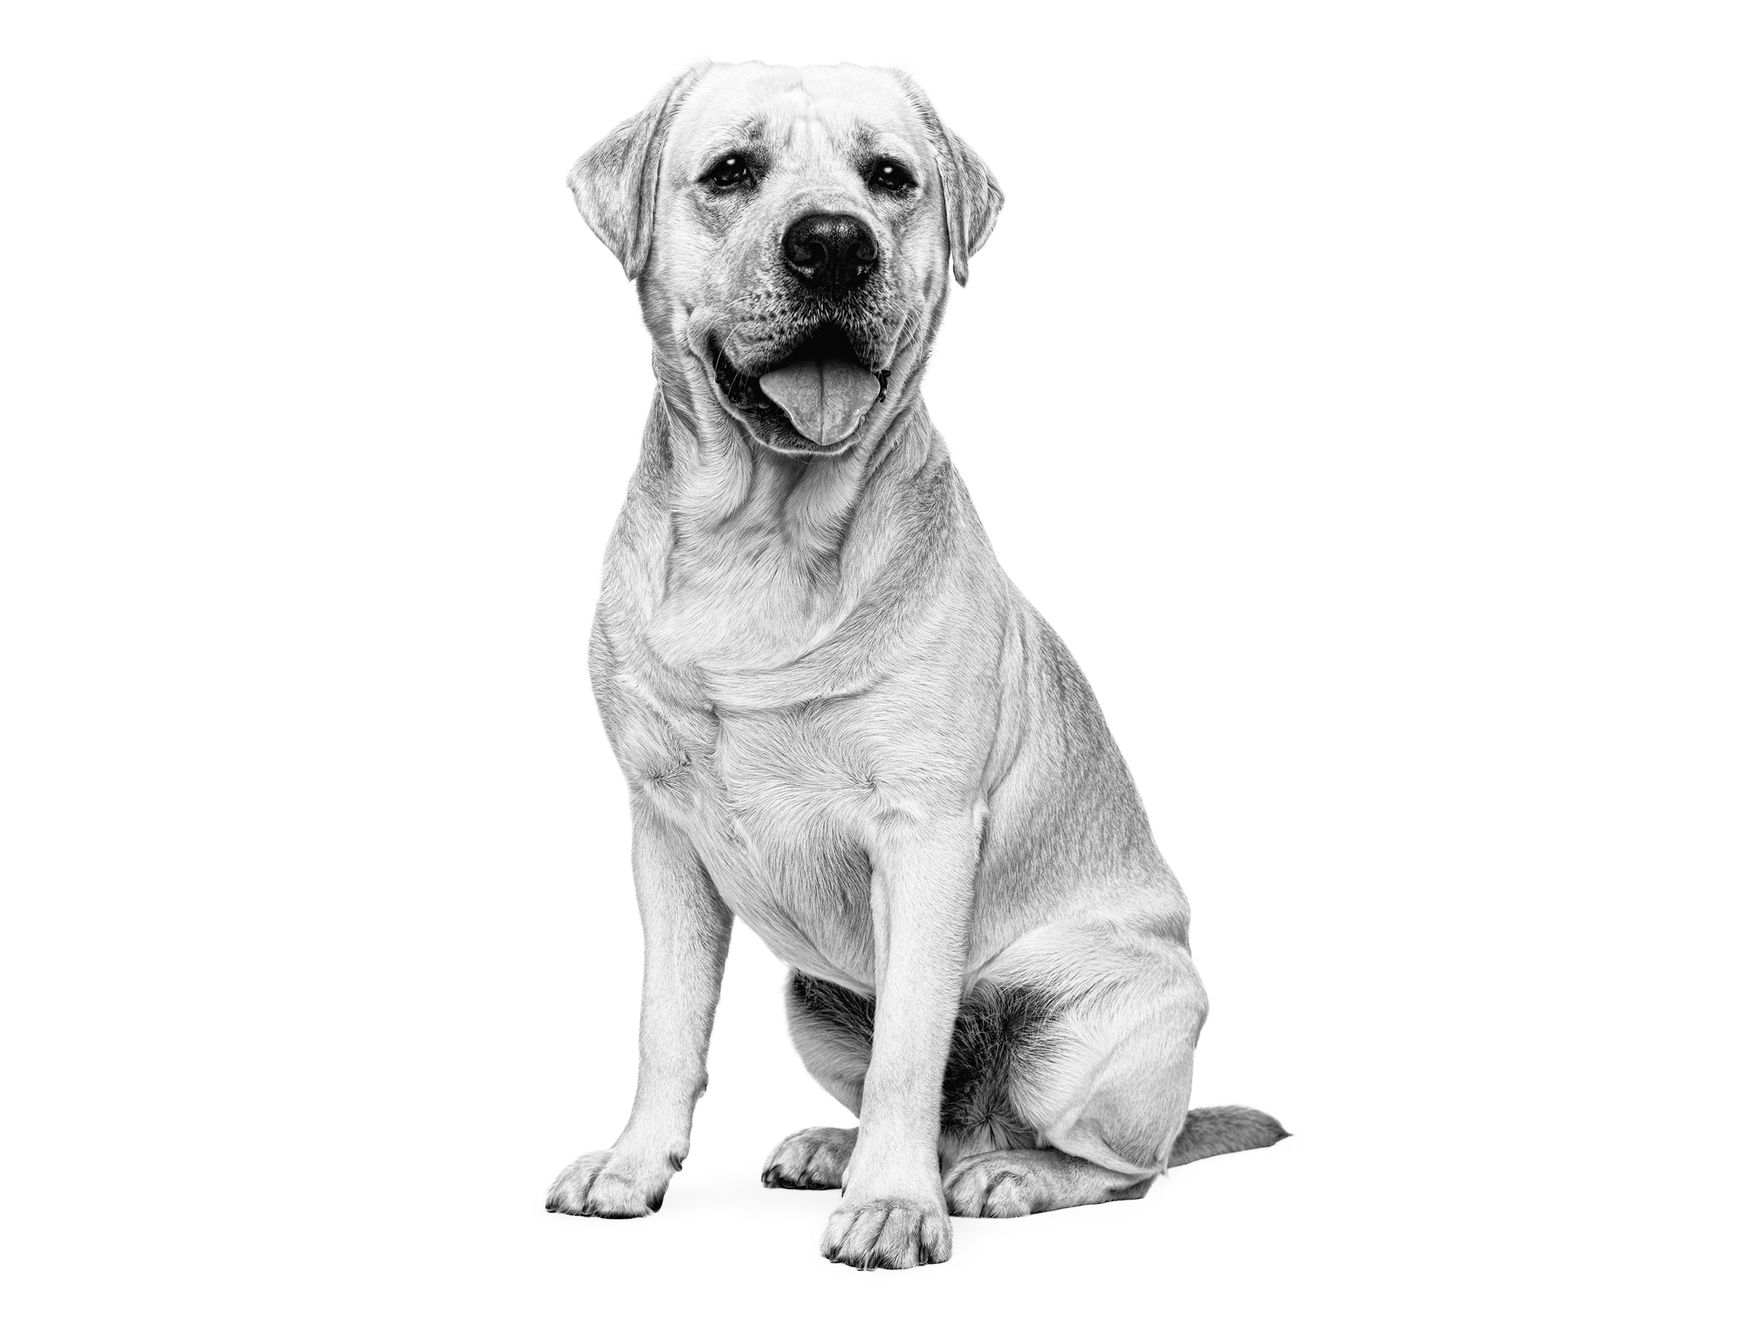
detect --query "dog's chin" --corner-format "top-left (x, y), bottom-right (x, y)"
top-left (717, 395), bottom-right (863, 459)
top-left (705, 327), bottom-right (890, 460)
top-left (733, 410), bottom-right (865, 460)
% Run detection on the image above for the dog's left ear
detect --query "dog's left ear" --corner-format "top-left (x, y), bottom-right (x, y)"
top-left (567, 66), bottom-right (704, 280)
top-left (901, 76), bottom-right (1004, 287)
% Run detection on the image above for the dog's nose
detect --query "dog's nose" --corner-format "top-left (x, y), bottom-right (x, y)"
top-left (781, 213), bottom-right (878, 295)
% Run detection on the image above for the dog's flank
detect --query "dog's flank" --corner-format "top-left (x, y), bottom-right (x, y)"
top-left (547, 60), bottom-right (1283, 1269)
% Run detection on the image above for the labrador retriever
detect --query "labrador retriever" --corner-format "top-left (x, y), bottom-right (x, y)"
top-left (544, 60), bottom-right (1285, 1270)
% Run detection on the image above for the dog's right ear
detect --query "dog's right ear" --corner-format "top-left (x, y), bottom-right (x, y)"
top-left (567, 66), bottom-right (704, 280)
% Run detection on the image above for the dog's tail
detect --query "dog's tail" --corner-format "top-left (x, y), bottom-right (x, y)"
top-left (1167, 1106), bottom-right (1290, 1168)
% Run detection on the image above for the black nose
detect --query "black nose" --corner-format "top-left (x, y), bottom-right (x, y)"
top-left (781, 213), bottom-right (878, 295)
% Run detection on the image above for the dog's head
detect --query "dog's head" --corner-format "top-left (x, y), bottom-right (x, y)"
top-left (569, 62), bottom-right (1002, 458)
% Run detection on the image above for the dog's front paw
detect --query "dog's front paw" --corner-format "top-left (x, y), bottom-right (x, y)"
top-left (821, 1192), bottom-right (952, 1270)
top-left (544, 1149), bottom-right (672, 1218)
top-left (762, 1126), bottom-right (856, 1189)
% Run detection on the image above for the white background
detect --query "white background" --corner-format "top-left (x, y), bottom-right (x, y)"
top-left (3, 2), bottom-right (1756, 1315)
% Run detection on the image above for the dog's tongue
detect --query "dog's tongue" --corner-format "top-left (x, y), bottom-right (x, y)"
top-left (758, 356), bottom-right (881, 447)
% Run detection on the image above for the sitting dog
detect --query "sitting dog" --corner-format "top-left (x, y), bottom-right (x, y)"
top-left (545, 60), bottom-right (1285, 1270)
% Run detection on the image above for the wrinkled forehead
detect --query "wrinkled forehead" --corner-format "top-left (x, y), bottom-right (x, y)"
top-left (668, 63), bottom-right (929, 176)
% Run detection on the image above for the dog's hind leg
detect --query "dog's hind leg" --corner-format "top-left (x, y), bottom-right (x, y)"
top-left (761, 971), bottom-right (872, 1190)
top-left (939, 952), bottom-right (1192, 1216)
top-left (939, 987), bottom-right (1190, 1217)
top-left (944, 1148), bottom-right (1156, 1216)
top-left (767, 944), bottom-right (1286, 1211)
top-left (943, 924), bottom-right (1281, 1217)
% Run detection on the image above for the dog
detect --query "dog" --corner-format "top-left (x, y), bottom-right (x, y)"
top-left (544, 60), bottom-right (1285, 1270)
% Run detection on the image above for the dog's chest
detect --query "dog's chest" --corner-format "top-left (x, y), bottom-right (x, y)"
top-left (598, 617), bottom-right (899, 986)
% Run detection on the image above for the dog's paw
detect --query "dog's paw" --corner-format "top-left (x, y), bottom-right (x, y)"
top-left (544, 1149), bottom-right (671, 1218)
top-left (821, 1193), bottom-right (952, 1270)
top-left (762, 1126), bottom-right (856, 1190)
top-left (943, 1152), bottom-right (1035, 1218)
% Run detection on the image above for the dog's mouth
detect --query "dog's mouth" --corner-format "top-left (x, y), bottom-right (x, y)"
top-left (710, 324), bottom-right (890, 454)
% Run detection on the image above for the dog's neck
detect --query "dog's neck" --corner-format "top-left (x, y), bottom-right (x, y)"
top-left (623, 370), bottom-right (955, 678)
top-left (647, 348), bottom-right (944, 547)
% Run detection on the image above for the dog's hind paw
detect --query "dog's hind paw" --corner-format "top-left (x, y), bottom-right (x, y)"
top-left (943, 1154), bottom-right (1035, 1217)
top-left (761, 1126), bottom-right (856, 1190)
top-left (942, 1147), bottom-right (1156, 1217)
top-left (544, 1148), bottom-right (673, 1218)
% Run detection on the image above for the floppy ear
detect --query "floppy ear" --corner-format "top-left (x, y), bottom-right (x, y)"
top-left (934, 125), bottom-right (1003, 286)
top-left (567, 66), bottom-right (704, 280)
top-left (902, 78), bottom-right (1004, 287)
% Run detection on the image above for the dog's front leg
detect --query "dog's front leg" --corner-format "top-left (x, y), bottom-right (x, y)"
top-left (821, 817), bottom-right (979, 1269)
top-left (546, 803), bottom-right (731, 1218)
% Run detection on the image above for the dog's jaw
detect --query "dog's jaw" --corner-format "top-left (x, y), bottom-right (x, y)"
top-left (697, 325), bottom-right (900, 460)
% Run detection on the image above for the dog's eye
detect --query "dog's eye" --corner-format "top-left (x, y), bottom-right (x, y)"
top-left (866, 160), bottom-right (916, 194)
top-left (703, 154), bottom-right (756, 192)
